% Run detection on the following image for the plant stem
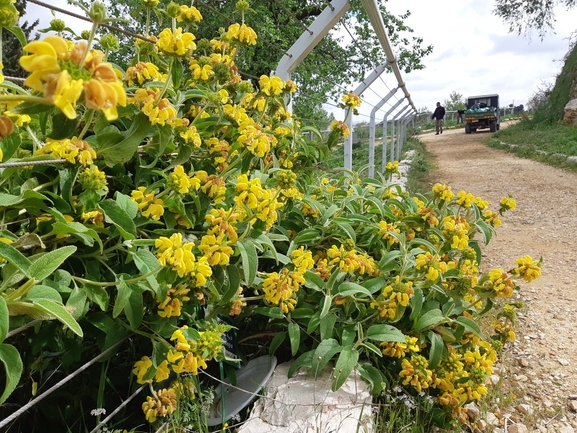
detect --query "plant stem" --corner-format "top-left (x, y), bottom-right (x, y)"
top-left (71, 266), bottom-right (163, 287)
top-left (78, 109), bottom-right (95, 140)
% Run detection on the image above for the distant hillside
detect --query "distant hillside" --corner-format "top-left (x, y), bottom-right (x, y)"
top-left (533, 41), bottom-right (577, 124)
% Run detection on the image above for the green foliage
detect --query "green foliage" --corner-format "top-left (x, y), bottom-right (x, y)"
top-left (443, 91), bottom-right (466, 111)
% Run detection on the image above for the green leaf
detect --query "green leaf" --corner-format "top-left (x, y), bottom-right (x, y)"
top-left (362, 277), bottom-right (386, 294)
top-left (0, 297), bottom-right (8, 342)
top-left (361, 342), bottom-right (383, 358)
top-left (333, 219), bottom-right (356, 242)
top-left (334, 281), bottom-right (372, 298)
top-left (288, 322), bottom-right (300, 356)
top-left (303, 271), bottom-right (325, 292)
top-left (366, 324), bottom-right (406, 342)
top-left (29, 246), bottom-right (76, 282)
top-left (320, 313), bottom-right (336, 340)
top-left (0, 193), bottom-right (21, 207)
top-left (290, 308), bottom-right (314, 319)
top-left (33, 299), bottom-right (83, 337)
top-left (8, 101), bottom-right (52, 114)
top-left (409, 287), bottom-right (423, 321)
top-left (293, 228), bottom-right (321, 245)
top-left (220, 265), bottom-right (240, 304)
top-left (237, 240), bottom-right (257, 285)
top-left (0, 132), bottom-right (21, 161)
top-left (331, 348), bottom-right (359, 392)
top-left (95, 113), bottom-right (152, 166)
top-left (133, 249), bottom-right (160, 294)
top-left (125, 291), bottom-right (144, 329)
top-left (66, 287), bottom-right (87, 320)
top-left (311, 338), bottom-right (342, 378)
top-left (456, 316), bottom-right (482, 337)
top-left (99, 199), bottom-right (137, 240)
top-left (288, 351), bottom-right (313, 378)
top-left (357, 364), bottom-right (386, 395)
top-left (269, 331), bottom-right (286, 355)
top-left (22, 285), bottom-right (62, 302)
top-left (0, 242), bottom-right (31, 277)
top-left (171, 57), bottom-right (183, 88)
top-left (413, 309), bottom-right (444, 333)
top-left (48, 112), bottom-right (78, 139)
top-left (113, 280), bottom-right (132, 318)
top-left (253, 307), bottom-right (284, 319)
top-left (115, 192), bottom-right (138, 219)
top-left (0, 343), bottom-right (23, 404)
top-left (320, 294), bottom-right (332, 319)
top-left (428, 331), bottom-right (444, 369)
top-left (84, 284), bottom-right (110, 311)
top-left (7, 25), bottom-right (27, 47)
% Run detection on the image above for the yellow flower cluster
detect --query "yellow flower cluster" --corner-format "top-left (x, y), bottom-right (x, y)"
top-left (78, 165), bottom-right (108, 194)
top-left (399, 354), bottom-right (433, 393)
top-left (263, 269), bottom-right (304, 313)
top-left (329, 119), bottom-right (350, 138)
top-left (380, 335), bottom-right (420, 358)
top-left (155, 233), bottom-right (212, 282)
top-left (456, 191), bottom-right (474, 208)
top-left (142, 388), bottom-right (177, 423)
top-left (499, 195), bottom-right (517, 211)
top-left (486, 268), bottom-right (515, 297)
top-left (378, 221), bottom-right (401, 247)
top-left (482, 209), bottom-right (502, 227)
top-left (125, 61), bottom-right (166, 86)
top-left (177, 5), bottom-right (202, 24)
top-left (157, 27), bottom-right (197, 57)
top-left (258, 75), bottom-right (296, 96)
top-left (226, 23), bottom-right (257, 45)
top-left (197, 232), bottom-right (234, 266)
top-left (441, 215), bottom-right (470, 250)
top-left (432, 183), bottom-right (454, 202)
top-left (20, 35), bottom-right (126, 120)
top-left (168, 165), bottom-right (204, 194)
top-left (35, 137), bottom-right (97, 166)
top-left (341, 92), bottom-right (362, 109)
top-left (512, 255), bottom-right (541, 282)
top-left (131, 187), bottom-right (165, 220)
top-left (234, 174), bottom-right (283, 229)
top-left (415, 252), bottom-right (454, 281)
top-left (157, 284), bottom-right (191, 318)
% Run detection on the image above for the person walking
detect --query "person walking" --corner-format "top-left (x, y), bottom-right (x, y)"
top-left (431, 102), bottom-right (446, 135)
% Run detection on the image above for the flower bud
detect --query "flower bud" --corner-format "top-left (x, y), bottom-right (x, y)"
top-left (50, 19), bottom-right (66, 32)
top-left (166, 2), bottom-right (181, 18)
top-left (99, 33), bottom-right (119, 52)
top-left (236, 0), bottom-right (250, 11)
top-left (80, 30), bottom-right (91, 40)
top-left (88, 2), bottom-right (107, 24)
top-left (141, 0), bottom-right (159, 7)
top-left (0, 115), bottom-right (14, 140)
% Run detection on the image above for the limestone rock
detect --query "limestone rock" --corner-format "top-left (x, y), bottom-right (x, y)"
top-left (508, 423), bottom-right (529, 433)
top-left (239, 361), bottom-right (374, 433)
top-left (563, 99), bottom-right (577, 125)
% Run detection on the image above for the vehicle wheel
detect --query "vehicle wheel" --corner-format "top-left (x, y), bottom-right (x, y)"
top-left (465, 123), bottom-right (471, 134)
top-left (489, 121), bottom-right (496, 132)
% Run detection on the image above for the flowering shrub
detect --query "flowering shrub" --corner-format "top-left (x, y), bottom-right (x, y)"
top-left (0, 1), bottom-right (540, 431)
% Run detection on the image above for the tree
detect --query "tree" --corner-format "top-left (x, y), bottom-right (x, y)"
top-left (75, 0), bottom-right (433, 125)
top-left (493, 0), bottom-right (576, 38)
top-left (2, 0), bottom-right (39, 77)
top-left (443, 91), bottom-right (466, 111)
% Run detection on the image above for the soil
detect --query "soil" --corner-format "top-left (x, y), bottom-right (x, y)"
top-left (420, 123), bottom-right (577, 432)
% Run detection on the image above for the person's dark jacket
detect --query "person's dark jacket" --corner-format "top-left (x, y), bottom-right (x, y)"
top-left (431, 106), bottom-right (446, 120)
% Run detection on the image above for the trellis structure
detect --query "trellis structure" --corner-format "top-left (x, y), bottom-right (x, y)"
top-left (275, 0), bottom-right (417, 177)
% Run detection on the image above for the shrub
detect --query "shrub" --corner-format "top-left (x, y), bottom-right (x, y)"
top-left (0, 1), bottom-right (540, 431)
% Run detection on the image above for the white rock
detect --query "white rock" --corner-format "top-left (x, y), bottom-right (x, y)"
top-left (568, 400), bottom-right (577, 412)
top-left (559, 426), bottom-right (575, 433)
top-left (518, 404), bottom-right (534, 415)
top-left (508, 423), bottom-right (529, 433)
top-left (464, 402), bottom-right (480, 420)
top-left (486, 412), bottom-right (500, 426)
top-left (558, 358), bottom-right (570, 366)
top-left (239, 361), bottom-right (373, 433)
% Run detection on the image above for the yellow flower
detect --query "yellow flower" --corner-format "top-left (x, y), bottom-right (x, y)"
top-left (512, 255), bottom-right (541, 282)
top-left (500, 195), bottom-right (516, 211)
top-left (132, 356), bottom-right (153, 384)
top-left (142, 98), bottom-right (177, 126)
top-left (83, 76), bottom-right (126, 121)
top-left (456, 190), bottom-right (474, 208)
top-left (157, 27), bottom-right (196, 57)
top-left (226, 23), bottom-right (257, 45)
top-left (125, 61), bottom-right (165, 86)
top-left (259, 75), bottom-right (284, 96)
top-left (44, 70), bottom-right (84, 119)
top-left (341, 92), bottom-right (362, 109)
top-left (20, 35), bottom-right (68, 91)
top-left (177, 4), bottom-right (203, 23)
top-left (142, 198), bottom-right (165, 220)
top-left (329, 120), bottom-right (350, 138)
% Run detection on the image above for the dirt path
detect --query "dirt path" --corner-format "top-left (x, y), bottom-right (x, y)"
top-left (421, 124), bottom-right (577, 432)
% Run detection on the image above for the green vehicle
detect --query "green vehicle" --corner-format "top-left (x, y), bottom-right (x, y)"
top-left (464, 94), bottom-right (500, 134)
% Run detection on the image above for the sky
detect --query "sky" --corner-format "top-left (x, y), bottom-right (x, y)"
top-left (20, 0), bottom-right (577, 119)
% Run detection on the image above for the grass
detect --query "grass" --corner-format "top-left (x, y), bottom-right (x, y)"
top-left (485, 120), bottom-right (577, 171)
